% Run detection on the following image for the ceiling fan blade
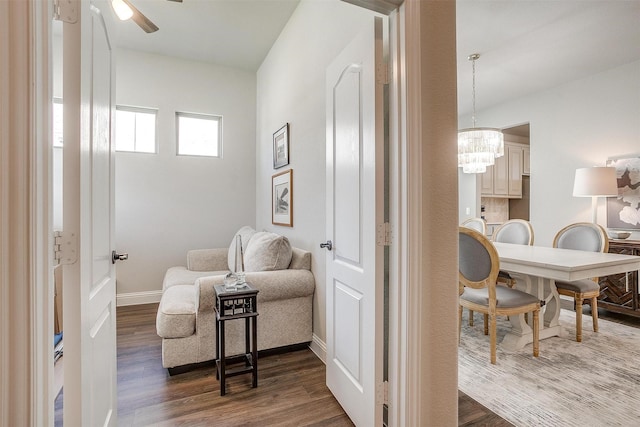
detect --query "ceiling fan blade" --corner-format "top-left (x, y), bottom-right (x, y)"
top-left (167, 0), bottom-right (183, 2)
top-left (122, 0), bottom-right (159, 33)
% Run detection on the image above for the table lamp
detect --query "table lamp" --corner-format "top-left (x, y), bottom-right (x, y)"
top-left (573, 166), bottom-right (618, 223)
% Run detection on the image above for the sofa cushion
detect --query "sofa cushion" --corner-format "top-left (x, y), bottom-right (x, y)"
top-left (227, 226), bottom-right (257, 271)
top-left (163, 266), bottom-right (228, 291)
top-left (156, 285), bottom-right (197, 339)
top-left (244, 231), bottom-right (293, 272)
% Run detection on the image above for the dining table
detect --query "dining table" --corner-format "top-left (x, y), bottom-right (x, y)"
top-left (493, 241), bottom-right (640, 351)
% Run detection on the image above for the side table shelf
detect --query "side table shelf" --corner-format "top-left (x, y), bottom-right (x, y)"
top-left (596, 239), bottom-right (640, 317)
top-left (214, 283), bottom-right (259, 396)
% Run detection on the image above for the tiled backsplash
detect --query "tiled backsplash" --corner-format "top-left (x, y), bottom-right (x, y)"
top-left (481, 197), bottom-right (509, 223)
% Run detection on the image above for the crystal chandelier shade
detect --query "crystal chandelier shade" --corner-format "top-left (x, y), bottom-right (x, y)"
top-left (458, 54), bottom-right (504, 174)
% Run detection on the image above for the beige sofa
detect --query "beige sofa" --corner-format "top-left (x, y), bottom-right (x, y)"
top-left (156, 227), bottom-right (315, 372)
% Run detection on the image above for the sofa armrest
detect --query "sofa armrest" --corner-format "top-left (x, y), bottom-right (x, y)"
top-left (194, 275), bottom-right (225, 312)
top-left (245, 270), bottom-right (315, 303)
top-left (196, 269), bottom-right (315, 307)
top-left (187, 248), bottom-right (229, 271)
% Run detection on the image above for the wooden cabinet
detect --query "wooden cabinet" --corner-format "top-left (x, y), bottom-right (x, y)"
top-left (595, 240), bottom-right (640, 317)
top-left (507, 145), bottom-right (523, 197)
top-left (480, 142), bottom-right (523, 198)
top-left (523, 146), bottom-right (530, 175)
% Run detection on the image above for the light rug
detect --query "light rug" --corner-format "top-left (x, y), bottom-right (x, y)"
top-left (459, 309), bottom-right (640, 426)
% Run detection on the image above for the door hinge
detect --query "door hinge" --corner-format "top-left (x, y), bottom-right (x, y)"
top-left (377, 222), bottom-right (392, 246)
top-left (376, 381), bottom-right (389, 406)
top-left (376, 61), bottom-right (389, 85)
top-left (54, 231), bottom-right (78, 265)
top-left (53, 0), bottom-right (78, 23)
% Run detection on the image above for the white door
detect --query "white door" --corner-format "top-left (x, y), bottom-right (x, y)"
top-left (325, 17), bottom-right (385, 426)
top-left (63, 0), bottom-right (118, 425)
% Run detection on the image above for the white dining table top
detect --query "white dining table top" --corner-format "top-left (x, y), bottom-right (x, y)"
top-left (494, 242), bottom-right (640, 282)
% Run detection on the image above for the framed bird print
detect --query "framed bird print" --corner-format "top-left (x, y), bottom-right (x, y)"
top-left (272, 169), bottom-right (293, 227)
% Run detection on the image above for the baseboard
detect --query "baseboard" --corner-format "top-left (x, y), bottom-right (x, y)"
top-left (309, 333), bottom-right (327, 364)
top-left (116, 290), bottom-right (162, 307)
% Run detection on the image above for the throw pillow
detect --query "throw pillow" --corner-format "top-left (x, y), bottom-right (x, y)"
top-left (227, 226), bottom-right (257, 271)
top-left (243, 231), bottom-right (292, 272)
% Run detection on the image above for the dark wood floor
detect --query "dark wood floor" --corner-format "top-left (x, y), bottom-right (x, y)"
top-left (114, 303), bottom-right (510, 426)
top-left (61, 302), bottom-right (640, 425)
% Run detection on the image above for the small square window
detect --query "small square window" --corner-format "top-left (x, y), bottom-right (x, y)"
top-left (115, 106), bottom-right (157, 153)
top-left (176, 112), bottom-right (222, 157)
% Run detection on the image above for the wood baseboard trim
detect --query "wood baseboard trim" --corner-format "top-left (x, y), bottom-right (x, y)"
top-left (116, 290), bottom-right (163, 307)
top-left (309, 334), bottom-right (326, 364)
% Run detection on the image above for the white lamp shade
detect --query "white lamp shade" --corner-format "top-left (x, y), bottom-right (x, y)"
top-left (573, 167), bottom-right (618, 197)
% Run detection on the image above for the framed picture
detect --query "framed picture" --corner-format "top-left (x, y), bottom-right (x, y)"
top-left (272, 169), bottom-right (293, 227)
top-left (273, 123), bottom-right (289, 169)
top-left (606, 155), bottom-right (640, 230)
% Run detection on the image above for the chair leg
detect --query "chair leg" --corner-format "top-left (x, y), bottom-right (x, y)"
top-left (469, 309), bottom-right (474, 326)
top-left (575, 296), bottom-right (584, 342)
top-left (591, 296), bottom-right (599, 333)
top-left (483, 314), bottom-right (488, 335)
top-left (489, 314), bottom-right (497, 365)
top-left (532, 309), bottom-right (539, 357)
top-left (458, 305), bottom-right (463, 345)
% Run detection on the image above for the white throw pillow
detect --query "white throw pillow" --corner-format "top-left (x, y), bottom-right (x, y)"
top-left (227, 226), bottom-right (256, 271)
top-left (243, 231), bottom-right (292, 272)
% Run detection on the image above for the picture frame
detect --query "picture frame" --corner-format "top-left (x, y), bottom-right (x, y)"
top-left (272, 169), bottom-right (293, 227)
top-left (273, 123), bottom-right (290, 169)
top-left (606, 155), bottom-right (640, 230)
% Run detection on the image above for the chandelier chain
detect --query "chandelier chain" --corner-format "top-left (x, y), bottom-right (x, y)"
top-left (471, 55), bottom-right (477, 128)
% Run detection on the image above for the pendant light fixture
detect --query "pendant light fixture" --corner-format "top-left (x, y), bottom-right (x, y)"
top-left (458, 53), bottom-right (504, 174)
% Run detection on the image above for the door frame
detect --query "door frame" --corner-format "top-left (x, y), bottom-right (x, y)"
top-left (0, 0), bottom-right (54, 425)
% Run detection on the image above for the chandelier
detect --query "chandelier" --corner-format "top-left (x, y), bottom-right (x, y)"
top-left (458, 53), bottom-right (504, 174)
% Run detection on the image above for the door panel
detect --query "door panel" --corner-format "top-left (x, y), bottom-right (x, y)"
top-left (334, 281), bottom-right (363, 385)
top-left (325, 17), bottom-right (385, 427)
top-left (63, 1), bottom-right (117, 425)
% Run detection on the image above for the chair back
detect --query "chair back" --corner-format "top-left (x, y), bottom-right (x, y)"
top-left (492, 219), bottom-right (534, 245)
top-left (459, 227), bottom-right (499, 291)
top-left (553, 222), bottom-right (609, 253)
top-left (461, 217), bottom-right (487, 235)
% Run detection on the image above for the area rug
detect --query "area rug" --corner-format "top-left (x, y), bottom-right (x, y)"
top-left (458, 309), bottom-right (640, 426)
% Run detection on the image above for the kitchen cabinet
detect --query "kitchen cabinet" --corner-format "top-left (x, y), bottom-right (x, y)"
top-left (523, 146), bottom-right (530, 175)
top-left (480, 142), bottom-right (523, 198)
top-left (595, 239), bottom-right (640, 317)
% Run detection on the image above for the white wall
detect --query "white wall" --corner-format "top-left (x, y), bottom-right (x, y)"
top-left (115, 49), bottom-right (257, 297)
top-left (463, 60), bottom-right (640, 246)
top-left (256, 0), bottom-right (378, 344)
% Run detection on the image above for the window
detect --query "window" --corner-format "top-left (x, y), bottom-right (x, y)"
top-left (53, 98), bottom-right (63, 147)
top-left (115, 106), bottom-right (157, 153)
top-left (176, 112), bottom-right (222, 157)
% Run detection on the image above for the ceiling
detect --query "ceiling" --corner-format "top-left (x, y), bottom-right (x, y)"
top-left (113, 0), bottom-right (301, 71)
top-left (113, 0), bottom-right (640, 117)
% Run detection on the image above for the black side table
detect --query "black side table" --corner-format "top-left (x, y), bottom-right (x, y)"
top-left (214, 283), bottom-right (259, 396)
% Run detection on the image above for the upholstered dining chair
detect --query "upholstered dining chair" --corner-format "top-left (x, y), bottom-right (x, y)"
top-left (553, 222), bottom-right (609, 342)
top-left (492, 219), bottom-right (535, 287)
top-left (467, 219), bottom-right (535, 326)
top-left (458, 226), bottom-right (541, 364)
top-left (461, 217), bottom-right (487, 235)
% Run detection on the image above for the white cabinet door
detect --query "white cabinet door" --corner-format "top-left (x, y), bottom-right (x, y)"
top-left (480, 165), bottom-right (494, 195)
top-left (523, 146), bottom-right (531, 175)
top-left (508, 145), bottom-right (523, 197)
top-left (493, 152), bottom-right (508, 196)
